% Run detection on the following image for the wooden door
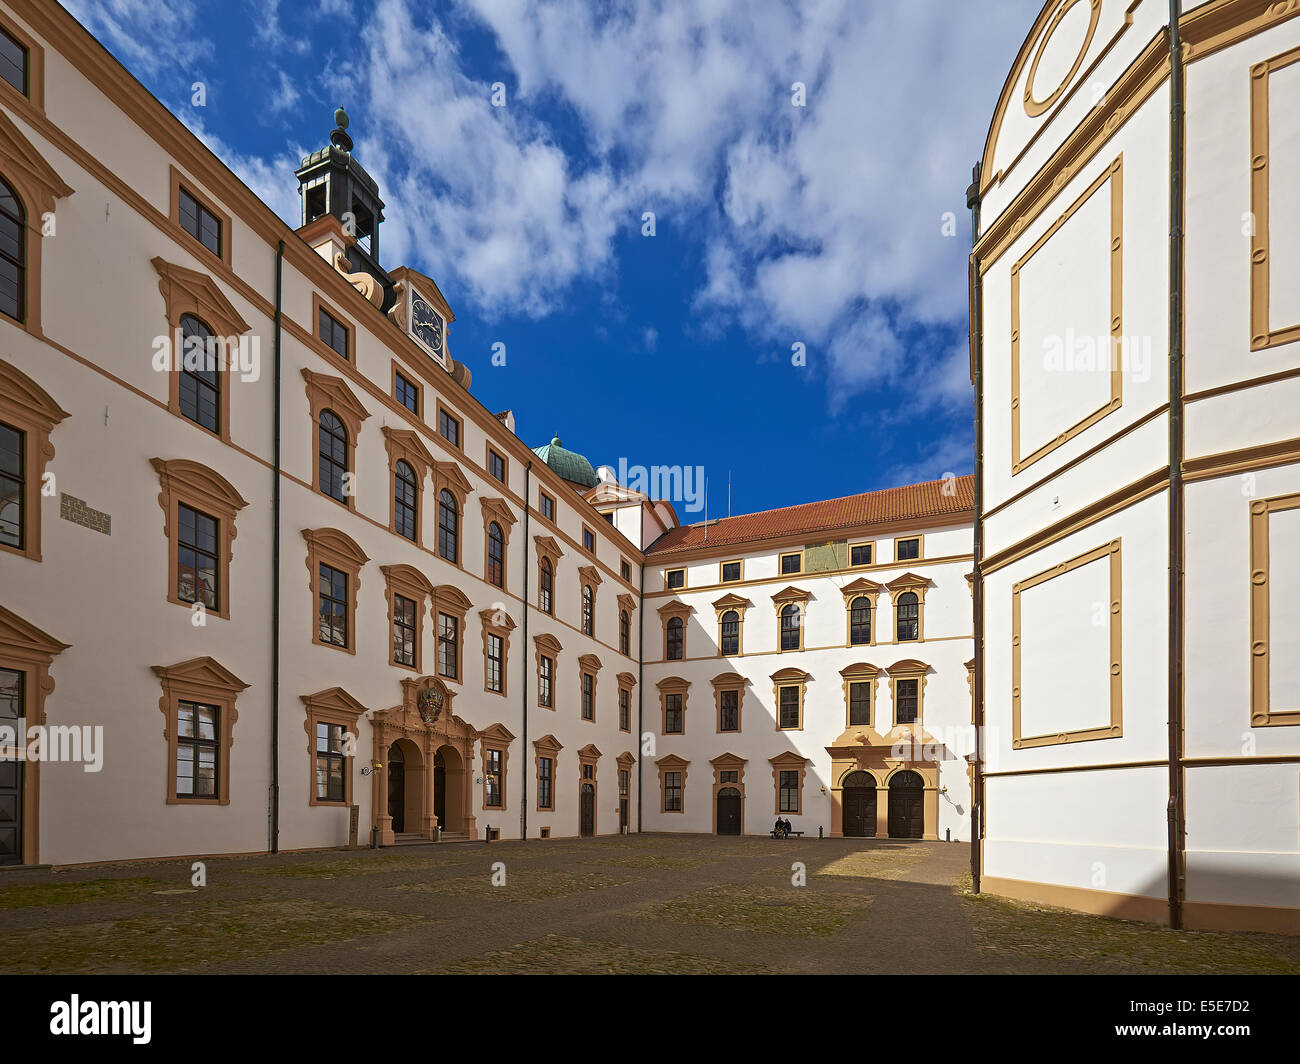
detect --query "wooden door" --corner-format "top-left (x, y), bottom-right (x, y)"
top-left (0, 669), bottom-right (21, 864)
top-left (387, 759), bottom-right (405, 833)
top-left (716, 787), bottom-right (741, 835)
top-left (888, 771), bottom-right (924, 838)
top-left (841, 772), bottom-right (876, 838)
top-left (580, 783), bottom-right (595, 837)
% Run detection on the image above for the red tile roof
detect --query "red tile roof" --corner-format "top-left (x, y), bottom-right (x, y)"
top-left (644, 476), bottom-right (974, 557)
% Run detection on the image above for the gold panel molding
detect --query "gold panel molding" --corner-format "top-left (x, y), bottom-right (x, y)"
top-left (1248, 491), bottom-right (1300, 726)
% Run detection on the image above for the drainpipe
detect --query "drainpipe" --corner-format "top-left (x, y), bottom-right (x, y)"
top-left (270, 239), bottom-right (284, 854)
top-left (966, 163), bottom-right (984, 895)
top-left (1166, 1), bottom-right (1186, 930)
top-left (636, 553), bottom-right (645, 833)
top-left (520, 461), bottom-right (532, 842)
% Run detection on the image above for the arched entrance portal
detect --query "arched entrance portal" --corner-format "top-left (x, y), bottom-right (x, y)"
top-left (841, 771), bottom-right (877, 838)
top-left (580, 783), bottom-right (596, 837)
top-left (716, 787), bottom-right (741, 835)
top-left (386, 738), bottom-right (424, 835)
top-left (888, 770), bottom-right (924, 838)
top-left (433, 745), bottom-right (467, 836)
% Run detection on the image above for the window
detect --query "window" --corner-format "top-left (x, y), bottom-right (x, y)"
top-left (484, 748), bottom-right (503, 807)
top-left (315, 722), bottom-right (346, 802)
top-left (896, 592), bottom-right (919, 641)
top-left (394, 369), bottom-right (419, 414)
top-left (437, 490), bottom-right (458, 563)
top-left (538, 756), bottom-right (554, 810)
top-left (720, 770), bottom-right (737, 784)
top-left (539, 655), bottom-right (553, 708)
top-left (176, 503), bottom-right (219, 610)
top-left (486, 633), bottom-right (503, 693)
top-left (849, 681), bottom-right (870, 725)
top-left (619, 769), bottom-right (630, 796)
top-left (177, 185), bottom-right (222, 258)
top-left (582, 585), bottom-right (594, 636)
top-left (666, 617), bottom-right (684, 660)
top-left (0, 177), bottom-right (22, 323)
top-left (778, 770), bottom-right (799, 814)
top-left (581, 672), bottom-right (595, 720)
top-left (666, 568), bottom-right (685, 590)
top-left (438, 407), bottom-right (461, 448)
top-left (392, 593), bottom-right (417, 667)
top-left (896, 537), bottom-right (921, 561)
top-left (721, 560), bottom-right (742, 583)
top-left (178, 314), bottom-right (219, 434)
top-left (0, 27), bottom-right (28, 98)
top-left (394, 460), bottom-right (418, 542)
top-left (538, 558), bottom-right (553, 614)
top-left (778, 686), bottom-right (800, 729)
top-left (601, 511), bottom-right (614, 524)
top-left (437, 613), bottom-right (459, 679)
top-left (720, 610), bottom-right (740, 655)
top-left (620, 559), bottom-right (631, 581)
top-left (582, 526), bottom-right (595, 553)
top-left (319, 564), bottom-right (349, 648)
top-left (488, 448), bottom-right (506, 483)
top-left (664, 772), bottom-right (682, 812)
top-left (318, 306), bottom-right (349, 360)
top-left (619, 610), bottom-right (630, 656)
top-left (0, 421), bottom-right (22, 549)
top-left (664, 692), bottom-right (683, 734)
top-left (850, 543), bottom-right (872, 567)
top-left (780, 552), bottom-right (802, 575)
top-left (719, 689), bottom-right (738, 732)
top-left (318, 410), bottom-right (349, 503)
top-left (176, 700), bottom-right (219, 799)
top-left (486, 522), bottom-right (505, 587)
top-left (539, 490), bottom-right (555, 521)
top-left (895, 678), bottom-right (919, 724)
top-left (849, 596), bottom-right (872, 646)
top-left (619, 687), bottom-right (630, 731)
top-left (780, 604), bottom-right (801, 651)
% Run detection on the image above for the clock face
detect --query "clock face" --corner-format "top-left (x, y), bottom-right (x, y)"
top-left (410, 293), bottom-right (444, 354)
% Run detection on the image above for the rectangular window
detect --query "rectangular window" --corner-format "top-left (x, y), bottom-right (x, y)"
top-left (539, 490), bottom-right (555, 521)
top-left (896, 679), bottom-right (919, 724)
top-left (779, 770), bottom-right (799, 813)
top-left (664, 772), bottom-right (682, 812)
top-left (485, 748), bottom-right (503, 807)
top-left (394, 370), bottom-right (419, 414)
top-left (488, 448), bottom-right (506, 483)
top-left (0, 27), bottom-right (28, 97)
top-left (619, 769), bottom-right (629, 797)
top-left (619, 688), bottom-right (630, 731)
top-left (601, 511), bottom-right (614, 524)
top-left (176, 700), bottom-right (219, 798)
top-left (177, 186), bottom-right (222, 258)
top-left (850, 543), bottom-right (872, 567)
top-left (582, 526), bottom-right (595, 553)
top-left (778, 686), bottom-right (800, 729)
top-left (720, 770), bottom-right (738, 783)
top-left (666, 568), bottom-right (685, 590)
top-left (896, 537), bottom-right (921, 561)
top-left (538, 757), bottom-right (553, 809)
top-left (620, 560), bottom-right (631, 582)
top-left (318, 564), bottom-right (348, 648)
top-left (0, 422), bottom-right (22, 550)
top-left (849, 681), bottom-right (870, 726)
top-left (780, 552), bottom-right (802, 575)
top-left (720, 560), bottom-right (742, 583)
top-left (437, 613), bottom-right (458, 679)
top-left (315, 722), bottom-right (346, 802)
top-left (539, 656), bottom-right (553, 707)
top-left (438, 408), bottom-right (461, 448)
top-left (664, 693), bottom-right (683, 734)
top-left (582, 673), bottom-right (594, 721)
top-left (318, 306), bottom-right (349, 359)
top-left (719, 689), bottom-right (738, 732)
top-left (486, 633), bottom-right (503, 693)
top-left (393, 593), bottom-right (416, 667)
top-left (176, 503), bottom-right (220, 611)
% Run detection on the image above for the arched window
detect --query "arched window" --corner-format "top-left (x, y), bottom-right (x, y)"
top-left (437, 489), bottom-right (458, 563)
top-left (896, 591), bottom-right (919, 641)
top-left (393, 460), bottom-right (418, 541)
top-left (178, 313), bottom-right (219, 434)
top-left (486, 521), bottom-right (504, 587)
top-left (0, 177), bottom-right (25, 323)
top-left (666, 616), bottom-right (684, 660)
top-left (780, 604), bottom-right (801, 651)
top-left (539, 557), bottom-right (553, 614)
top-left (720, 610), bottom-right (740, 655)
top-left (582, 584), bottom-right (594, 636)
top-left (318, 410), bottom-right (348, 502)
top-left (849, 596), bottom-right (872, 645)
top-left (619, 609), bottom-right (630, 656)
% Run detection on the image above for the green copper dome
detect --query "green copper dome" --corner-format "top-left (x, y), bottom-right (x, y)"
top-left (531, 435), bottom-right (599, 489)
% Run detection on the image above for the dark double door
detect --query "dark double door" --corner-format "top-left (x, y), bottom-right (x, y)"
top-left (887, 772), bottom-right (924, 839)
top-left (716, 788), bottom-right (741, 835)
top-left (0, 669), bottom-right (21, 864)
top-left (842, 774), bottom-right (876, 838)
top-left (580, 784), bottom-right (595, 837)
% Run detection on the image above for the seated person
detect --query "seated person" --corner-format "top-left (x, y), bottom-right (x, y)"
top-left (773, 817), bottom-right (785, 838)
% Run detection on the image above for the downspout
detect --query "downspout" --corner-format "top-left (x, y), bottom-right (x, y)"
top-left (520, 461), bottom-right (532, 842)
top-left (966, 163), bottom-right (984, 894)
top-left (1166, 1), bottom-right (1186, 930)
top-left (636, 554), bottom-right (645, 833)
top-left (271, 238), bottom-right (284, 854)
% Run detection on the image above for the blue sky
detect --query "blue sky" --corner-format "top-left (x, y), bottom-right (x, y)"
top-left (68, 0), bottom-right (1040, 518)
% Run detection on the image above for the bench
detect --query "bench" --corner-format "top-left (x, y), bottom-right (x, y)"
top-left (770, 830), bottom-right (805, 838)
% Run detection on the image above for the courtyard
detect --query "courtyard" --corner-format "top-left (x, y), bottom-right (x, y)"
top-left (1, 834), bottom-right (1297, 975)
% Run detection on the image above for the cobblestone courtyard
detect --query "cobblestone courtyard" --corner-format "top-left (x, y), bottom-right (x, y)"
top-left (1, 835), bottom-right (1297, 975)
